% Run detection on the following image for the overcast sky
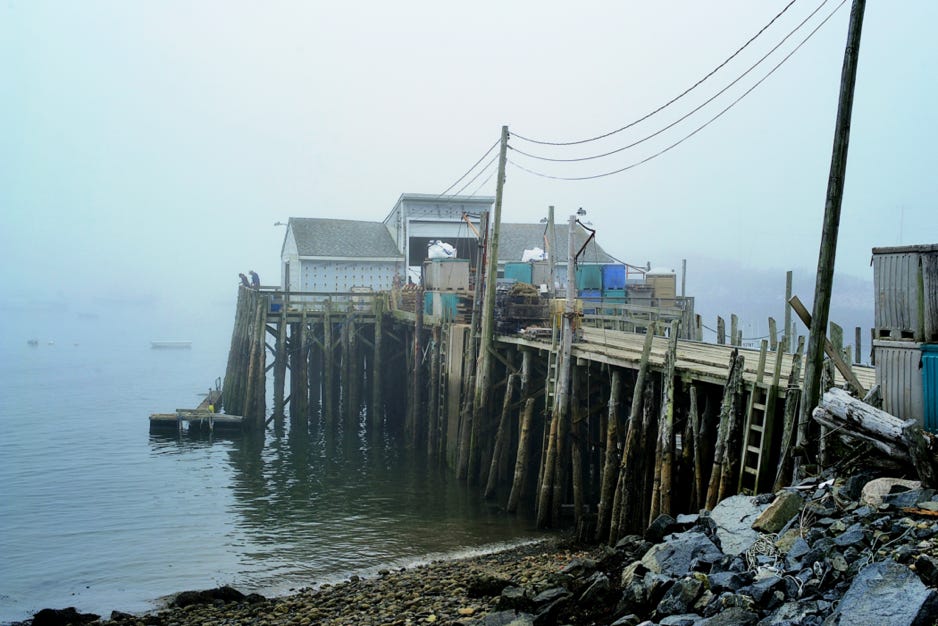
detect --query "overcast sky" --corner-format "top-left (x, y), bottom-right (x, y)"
top-left (2, 1), bottom-right (936, 311)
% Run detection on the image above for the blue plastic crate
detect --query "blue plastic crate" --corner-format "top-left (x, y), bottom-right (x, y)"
top-left (924, 344), bottom-right (938, 433)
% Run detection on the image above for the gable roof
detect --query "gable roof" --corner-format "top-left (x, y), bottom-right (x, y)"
top-left (498, 223), bottom-right (618, 264)
top-left (289, 218), bottom-right (402, 259)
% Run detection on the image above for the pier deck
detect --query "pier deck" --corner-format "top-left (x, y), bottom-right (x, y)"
top-left (501, 326), bottom-right (875, 394)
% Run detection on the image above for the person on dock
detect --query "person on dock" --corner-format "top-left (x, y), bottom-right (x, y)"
top-left (249, 270), bottom-right (260, 289)
top-left (239, 273), bottom-right (251, 288)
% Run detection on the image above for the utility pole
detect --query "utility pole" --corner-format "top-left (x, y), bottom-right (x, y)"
top-left (800, 0), bottom-right (866, 437)
top-left (548, 205), bottom-right (556, 295)
top-left (784, 270), bottom-right (793, 353)
top-left (471, 125), bottom-right (509, 479)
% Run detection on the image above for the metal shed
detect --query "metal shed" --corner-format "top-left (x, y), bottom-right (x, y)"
top-left (872, 243), bottom-right (938, 343)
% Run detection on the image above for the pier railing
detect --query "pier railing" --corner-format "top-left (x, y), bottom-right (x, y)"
top-left (256, 288), bottom-right (385, 317)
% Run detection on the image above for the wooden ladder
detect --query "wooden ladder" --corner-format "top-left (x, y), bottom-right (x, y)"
top-left (545, 323), bottom-right (560, 405)
top-left (738, 341), bottom-right (784, 495)
top-left (437, 324), bottom-right (448, 431)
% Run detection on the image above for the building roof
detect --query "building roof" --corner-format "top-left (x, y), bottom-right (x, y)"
top-left (289, 218), bottom-right (403, 259)
top-left (498, 223), bottom-right (618, 264)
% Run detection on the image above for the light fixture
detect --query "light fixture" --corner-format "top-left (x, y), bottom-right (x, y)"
top-left (576, 207), bottom-right (586, 216)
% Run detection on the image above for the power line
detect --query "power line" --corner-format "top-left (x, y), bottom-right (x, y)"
top-left (509, 0), bottom-right (830, 164)
top-left (469, 164), bottom-right (498, 197)
top-left (508, 0), bottom-right (847, 182)
top-left (451, 153), bottom-right (499, 197)
top-left (435, 137), bottom-right (500, 198)
top-left (510, 0), bottom-right (799, 147)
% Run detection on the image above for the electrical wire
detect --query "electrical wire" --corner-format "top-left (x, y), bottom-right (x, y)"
top-left (435, 137), bottom-right (500, 198)
top-left (451, 153), bottom-right (499, 197)
top-left (510, 0), bottom-right (829, 164)
top-left (508, 0), bottom-right (847, 182)
top-left (511, 0), bottom-right (799, 147)
top-left (468, 164), bottom-right (498, 197)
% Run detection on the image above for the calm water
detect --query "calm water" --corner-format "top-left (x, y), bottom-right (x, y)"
top-left (0, 301), bottom-right (543, 624)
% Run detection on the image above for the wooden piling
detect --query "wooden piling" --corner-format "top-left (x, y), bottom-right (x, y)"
top-left (608, 330), bottom-right (654, 543)
top-left (485, 373), bottom-right (517, 499)
top-left (775, 336), bottom-right (805, 490)
top-left (717, 317), bottom-right (726, 345)
top-left (323, 300), bottom-right (335, 424)
top-left (654, 320), bottom-right (680, 521)
top-left (507, 397), bottom-right (536, 513)
top-left (769, 317), bottom-right (778, 351)
top-left (595, 368), bottom-right (622, 541)
top-left (705, 350), bottom-right (744, 510)
top-left (428, 325), bottom-right (442, 459)
top-left (295, 311), bottom-right (309, 422)
top-left (731, 314), bottom-right (739, 347)
top-left (371, 295), bottom-right (384, 428)
top-left (274, 311), bottom-right (288, 419)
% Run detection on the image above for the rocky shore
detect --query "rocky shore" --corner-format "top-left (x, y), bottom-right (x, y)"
top-left (20, 472), bottom-right (938, 626)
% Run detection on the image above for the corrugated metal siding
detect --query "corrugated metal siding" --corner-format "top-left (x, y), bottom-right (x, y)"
top-left (874, 340), bottom-right (924, 424)
top-left (873, 251), bottom-right (921, 341)
top-left (923, 254), bottom-right (938, 343)
top-left (923, 344), bottom-right (938, 433)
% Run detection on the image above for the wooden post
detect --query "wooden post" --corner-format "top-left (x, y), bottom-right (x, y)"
top-left (854, 326), bottom-right (862, 365)
top-left (785, 270), bottom-right (794, 353)
top-left (371, 296), bottom-right (384, 428)
top-left (548, 205), bottom-right (556, 294)
top-left (347, 307), bottom-right (359, 427)
top-left (790, 295), bottom-right (866, 394)
top-left (769, 317), bottom-right (778, 351)
top-left (775, 336), bottom-right (805, 491)
top-left (295, 310), bottom-right (309, 422)
top-left (705, 350), bottom-right (744, 510)
top-left (681, 259), bottom-right (687, 298)
top-left (409, 288), bottom-right (424, 447)
top-left (507, 398), bottom-right (536, 513)
top-left (308, 319), bottom-right (320, 412)
top-left (689, 385), bottom-right (703, 511)
top-left (273, 315), bottom-right (288, 419)
top-left (472, 125), bottom-right (509, 468)
top-left (595, 368), bottom-right (622, 541)
top-left (486, 373), bottom-right (518, 499)
top-left (801, 0), bottom-right (867, 440)
top-left (717, 316), bottom-right (726, 345)
top-left (536, 212), bottom-right (578, 528)
top-left (656, 320), bottom-right (680, 520)
top-left (608, 330), bottom-right (654, 543)
top-left (730, 314), bottom-right (739, 347)
top-left (428, 325), bottom-right (442, 459)
top-left (323, 300), bottom-right (335, 425)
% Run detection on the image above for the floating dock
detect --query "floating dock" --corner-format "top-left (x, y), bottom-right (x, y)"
top-left (149, 388), bottom-right (242, 432)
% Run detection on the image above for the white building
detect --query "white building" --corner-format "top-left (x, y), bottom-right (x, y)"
top-left (383, 193), bottom-right (495, 281)
top-left (281, 217), bottom-right (403, 293)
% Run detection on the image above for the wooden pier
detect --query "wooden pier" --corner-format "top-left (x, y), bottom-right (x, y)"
top-left (210, 283), bottom-right (876, 542)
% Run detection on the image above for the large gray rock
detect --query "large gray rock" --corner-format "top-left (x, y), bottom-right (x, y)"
top-left (860, 478), bottom-right (921, 507)
top-left (641, 531), bottom-right (724, 576)
top-left (828, 560), bottom-right (938, 625)
top-left (656, 577), bottom-right (704, 616)
top-left (752, 491), bottom-right (804, 534)
top-left (478, 610), bottom-right (535, 626)
top-left (699, 606), bottom-right (758, 625)
top-left (710, 495), bottom-right (770, 556)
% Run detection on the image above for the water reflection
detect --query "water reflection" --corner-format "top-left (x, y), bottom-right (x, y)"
top-left (151, 406), bottom-right (545, 594)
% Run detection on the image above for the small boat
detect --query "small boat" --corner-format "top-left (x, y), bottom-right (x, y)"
top-left (150, 340), bottom-right (192, 349)
top-left (27, 339), bottom-right (39, 346)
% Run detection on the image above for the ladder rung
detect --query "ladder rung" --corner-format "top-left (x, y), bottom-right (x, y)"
top-left (749, 424), bottom-right (764, 433)
top-left (744, 467), bottom-right (758, 476)
top-left (753, 403), bottom-right (766, 410)
top-left (747, 445), bottom-right (761, 454)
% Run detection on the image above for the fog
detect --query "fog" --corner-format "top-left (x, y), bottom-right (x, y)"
top-left (2, 1), bottom-right (936, 333)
